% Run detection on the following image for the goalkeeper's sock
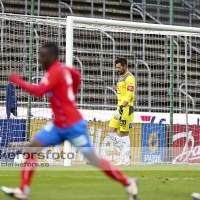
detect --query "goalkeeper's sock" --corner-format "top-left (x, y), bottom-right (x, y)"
top-left (19, 153), bottom-right (37, 195)
top-left (117, 136), bottom-right (131, 165)
top-left (108, 132), bottom-right (122, 144)
top-left (98, 158), bottom-right (130, 187)
top-left (121, 136), bottom-right (130, 156)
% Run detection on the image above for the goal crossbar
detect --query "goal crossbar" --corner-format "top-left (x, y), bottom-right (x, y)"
top-left (70, 16), bottom-right (200, 34)
top-left (64, 16), bottom-right (200, 166)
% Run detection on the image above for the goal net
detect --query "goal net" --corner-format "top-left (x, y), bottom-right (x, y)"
top-left (0, 14), bottom-right (200, 166)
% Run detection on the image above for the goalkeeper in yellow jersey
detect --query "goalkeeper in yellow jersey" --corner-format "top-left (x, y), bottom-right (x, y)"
top-left (108, 57), bottom-right (135, 165)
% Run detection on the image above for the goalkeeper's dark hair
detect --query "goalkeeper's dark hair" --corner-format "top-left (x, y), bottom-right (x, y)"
top-left (41, 43), bottom-right (59, 58)
top-left (115, 57), bottom-right (127, 67)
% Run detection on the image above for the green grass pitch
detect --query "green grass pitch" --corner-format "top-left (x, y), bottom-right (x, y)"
top-left (0, 165), bottom-right (200, 200)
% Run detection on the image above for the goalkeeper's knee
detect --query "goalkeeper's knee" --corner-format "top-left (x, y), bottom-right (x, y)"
top-left (108, 132), bottom-right (121, 144)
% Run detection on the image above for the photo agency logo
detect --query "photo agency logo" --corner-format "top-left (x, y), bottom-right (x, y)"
top-left (0, 147), bottom-right (76, 167)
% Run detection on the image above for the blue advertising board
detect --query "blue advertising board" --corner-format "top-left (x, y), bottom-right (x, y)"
top-left (141, 124), bottom-right (166, 163)
top-left (0, 119), bottom-right (26, 147)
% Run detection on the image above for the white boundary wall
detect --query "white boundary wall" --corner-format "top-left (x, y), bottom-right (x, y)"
top-left (1, 107), bottom-right (200, 125)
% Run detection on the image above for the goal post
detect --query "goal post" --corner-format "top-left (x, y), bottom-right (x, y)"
top-left (64, 16), bottom-right (200, 166)
top-left (63, 17), bottom-right (74, 167)
top-left (1, 13), bottom-right (200, 166)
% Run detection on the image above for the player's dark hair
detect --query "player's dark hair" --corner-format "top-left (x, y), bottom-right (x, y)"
top-left (115, 57), bottom-right (127, 67)
top-left (41, 43), bottom-right (59, 58)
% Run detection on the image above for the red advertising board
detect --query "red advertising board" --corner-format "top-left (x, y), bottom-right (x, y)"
top-left (173, 125), bottom-right (200, 163)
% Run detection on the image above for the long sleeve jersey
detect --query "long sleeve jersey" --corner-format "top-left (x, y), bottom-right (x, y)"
top-left (117, 72), bottom-right (135, 107)
top-left (10, 61), bottom-right (83, 128)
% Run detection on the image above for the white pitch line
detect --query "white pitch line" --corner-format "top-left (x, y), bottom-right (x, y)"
top-left (140, 177), bottom-right (200, 181)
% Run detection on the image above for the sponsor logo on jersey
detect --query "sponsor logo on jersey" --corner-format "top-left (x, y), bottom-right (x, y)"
top-left (47, 92), bottom-right (53, 97)
top-left (127, 85), bottom-right (134, 92)
top-left (120, 120), bottom-right (126, 125)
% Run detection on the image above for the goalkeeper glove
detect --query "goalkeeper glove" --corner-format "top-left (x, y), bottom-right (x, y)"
top-left (113, 105), bottom-right (125, 120)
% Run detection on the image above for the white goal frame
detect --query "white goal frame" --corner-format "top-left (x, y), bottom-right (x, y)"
top-left (64, 16), bottom-right (200, 166)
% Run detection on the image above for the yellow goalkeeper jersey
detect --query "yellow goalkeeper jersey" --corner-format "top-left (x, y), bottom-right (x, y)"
top-left (117, 72), bottom-right (135, 107)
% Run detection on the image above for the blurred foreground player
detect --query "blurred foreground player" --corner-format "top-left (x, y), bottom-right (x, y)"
top-left (192, 193), bottom-right (200, 200)
top-left (1, 43), bottom-right (138, 200)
